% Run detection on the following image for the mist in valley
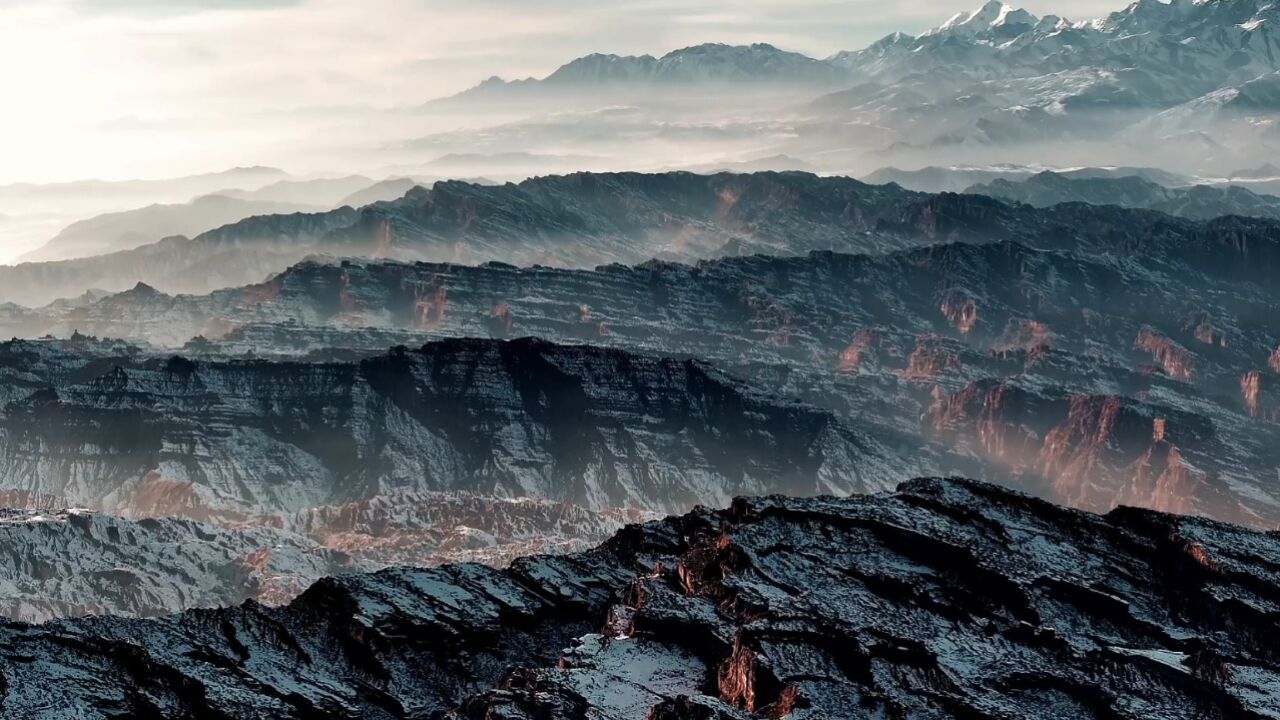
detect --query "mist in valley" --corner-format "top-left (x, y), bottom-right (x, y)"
top-left (3, 2), bottom-right (1280, 716)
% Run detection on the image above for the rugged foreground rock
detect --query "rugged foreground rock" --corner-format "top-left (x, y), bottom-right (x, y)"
top-left (0, 494), bottom-right (648, 623)
top-left (0, 508), bottom-right (353, 622)
top-left (3, 477), bottom-right (1278, 718)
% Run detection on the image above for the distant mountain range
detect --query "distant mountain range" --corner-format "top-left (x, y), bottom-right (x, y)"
top-left (15, 195), bottom-right (323, 264)
top-left (863, 165), bottom-right (1194, 193)
top-left (0, 166), bottom-right (287, 216)
top-left (967, 170), bottom-right (1280, 220)
top-left (412, 0), bottom-right (1280, 175)
top-left (13, 176), bottom-right (424, 265)
top-left (431, 43), bottom-right (850, 107)
top-left (439, 1), bottom-right (1280, 109)
top-left (0, 171), bottom-right (942, 306)
top-left (215, 175), bottom-right (377, 206)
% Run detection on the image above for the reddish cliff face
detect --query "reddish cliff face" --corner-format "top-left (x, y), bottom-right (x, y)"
top-left (1120, 443), bottom-right (1203, 518)
top-left (1243, 371), bottom-right (1263, 417)
top-left (1192, 322), bottom-right (1229, 348)
top-left (928, 382), bottom-right (1242, 522)
top-left (836, 328), bottom-right (888, 373)
top-left (411, 274), bottom-right (449, 329)
top-left (991, 318), bottom-right (1051, 354)
top-left (939, 289), bottom-right (979, 335)
top-left (901, 334), bottom-right (960, 378)
top-left (1038, 395), bottom-right (1127, 509)
top-left (1241, 371), bottom-right (1280, 422)
top-left (1135, 328), bottom-right (1196, 381)
top-left (488, 302), bottom-right (514, 336)
top-left (127, 472), bottom-right (219, 523)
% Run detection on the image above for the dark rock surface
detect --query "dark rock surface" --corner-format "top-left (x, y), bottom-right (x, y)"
top-left (9, 225), bottom-right (1276, 526)
top-left (3, 477), bottom-right (1279, 718)
top-left (0, 509), bottom-right (353, 622)
top-left (0, 337), bottom-right (913, 523)
top-left (3, 168), bottom-right (1280, 306)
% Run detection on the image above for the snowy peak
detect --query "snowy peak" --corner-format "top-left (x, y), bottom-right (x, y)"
top-left (927, 1), bottom-right (1040, 38)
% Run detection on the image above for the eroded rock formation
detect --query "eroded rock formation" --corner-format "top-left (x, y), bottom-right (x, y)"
top-left (3, 478), bottom-right (1279, 718)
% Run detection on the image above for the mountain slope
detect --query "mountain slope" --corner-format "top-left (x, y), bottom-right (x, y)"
top-left (0, 171), bottom-right (943, 306)
top-left (866, 165), bottom-right (1192, 193)
top-left (3, 478), bottom-right (1279, 718)
top-left (5, 168), bottom-right (1280, 308)
top-left (0, 509), bottom-right (352, 621)
top-left (16, 194), bottom-right (322, 264)
top-left (0, 492), bottom-right (647, 623)
top-left (0, 337), bottom-right (914, 523)
top-left (8, 213), bottom-right (1279, 525)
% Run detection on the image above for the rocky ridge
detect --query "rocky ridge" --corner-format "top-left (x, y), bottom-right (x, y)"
top-left (967, 170), bottom-right (1280, 220)
top-left (2, 478), bottom-right (1279, 718)
top-left (5, 168), bottom-right (1280, 307)
top-left (0, 491), bottom-right (649, 623)
top-left (6, 222), bottom-right (1275, 525)
top-left (0, 336), bottom-right (914, 523)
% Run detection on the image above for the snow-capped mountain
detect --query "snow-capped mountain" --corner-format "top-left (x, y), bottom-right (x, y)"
top-left (833, 0), bottom-right (1280, 94)
top-left (414, 1), bottom-right (1280, 175)
top-left (814, 0), bottom-right (1280, 158)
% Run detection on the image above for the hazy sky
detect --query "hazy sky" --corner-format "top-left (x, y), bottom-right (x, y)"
top-left (0, 0), bottom-right (1126, 183)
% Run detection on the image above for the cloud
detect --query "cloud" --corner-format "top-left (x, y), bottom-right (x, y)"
top-left (71, 0), bottom-right (304, 14)
top-left (0, 0), bottom-right (1128, 182)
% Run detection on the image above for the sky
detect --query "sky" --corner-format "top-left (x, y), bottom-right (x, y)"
top-left (0, 0), bottom-right (1127, 183)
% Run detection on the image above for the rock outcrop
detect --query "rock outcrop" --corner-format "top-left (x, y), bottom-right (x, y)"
top-left (3, 478), bottom-right (1279, 718)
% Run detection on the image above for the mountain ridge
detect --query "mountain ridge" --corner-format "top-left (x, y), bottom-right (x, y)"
top-left (3, 477), bottom-right (1279, 718)
top-left (967, 170), bottom-right (1280, 220)
top-left (5, 168), bottom-right (1280, 308)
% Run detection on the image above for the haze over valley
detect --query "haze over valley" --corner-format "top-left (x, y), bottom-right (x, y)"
top-left (1, 2), bottom-right (1279, 718)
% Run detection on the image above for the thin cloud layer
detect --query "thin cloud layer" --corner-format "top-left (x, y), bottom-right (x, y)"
top-left (0, 0), bottom-right (1123, 182)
